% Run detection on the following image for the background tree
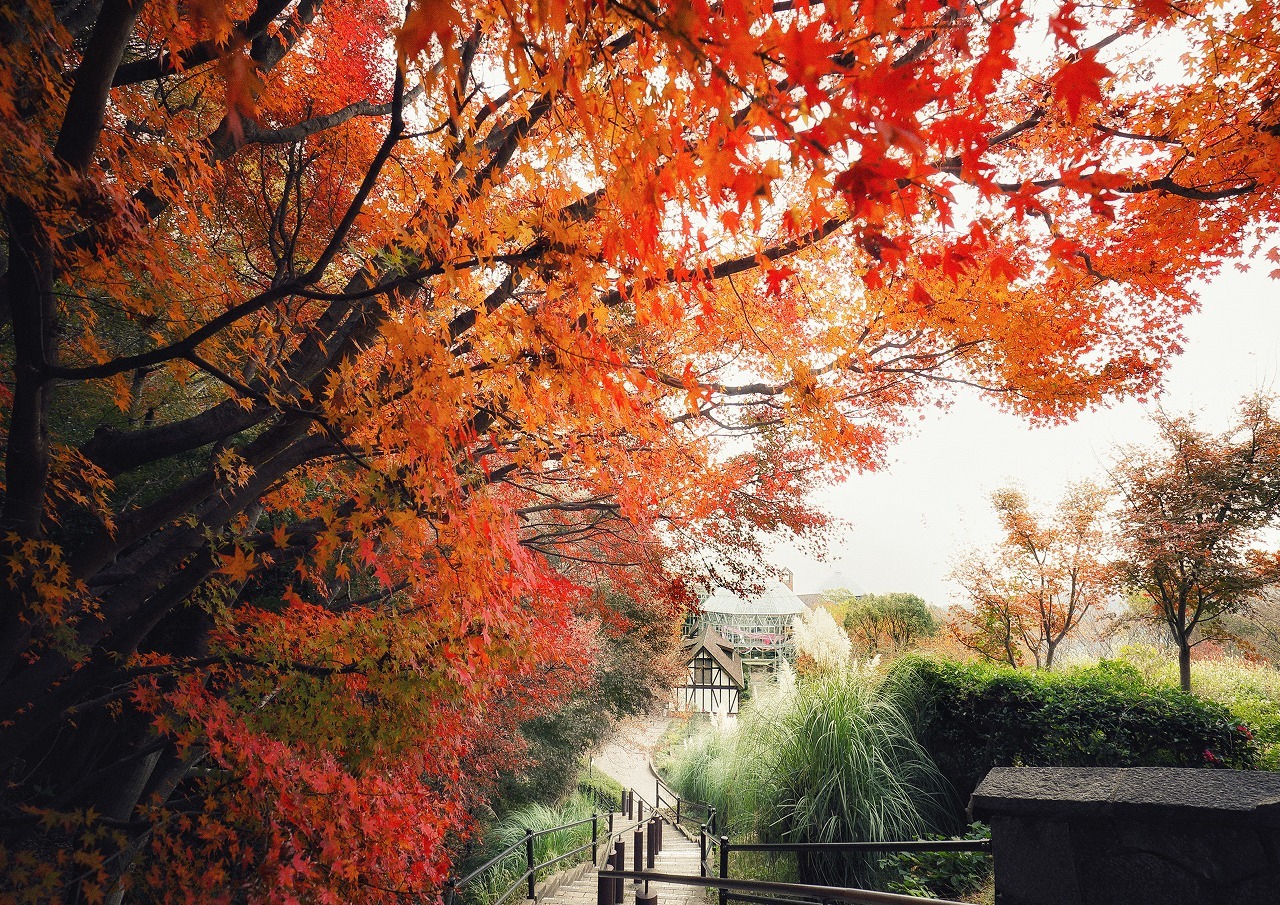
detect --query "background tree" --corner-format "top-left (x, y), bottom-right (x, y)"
top-left (1112, 397), bottom-right (1280, 691)
top-left (950, 483), bottom-right (1110, 669)
top-left (1217, 590), bottom-right (1280, 663)
top-left (3, 0), bottom-right (1280, 900)
top-left (843, 593), bottom-right (938, 656)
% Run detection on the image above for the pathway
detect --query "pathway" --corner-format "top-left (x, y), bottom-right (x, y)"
top-left (537, 714), bottom-right (708, 905)
top-left (590, 714), bottom-right (671, 796)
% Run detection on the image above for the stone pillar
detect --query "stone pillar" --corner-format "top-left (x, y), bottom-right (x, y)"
top-left (971, 767), bottom-right (1280, 905)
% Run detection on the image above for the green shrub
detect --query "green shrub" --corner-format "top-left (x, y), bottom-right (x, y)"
top-left (888, 656), bottom-right (1258, 805)
top-left (879, 823), bottom-right (991, 900)
top-left (1116, 646), bottom-right (1280, 769)
top-left (577, 768), bottom-right (625, 813)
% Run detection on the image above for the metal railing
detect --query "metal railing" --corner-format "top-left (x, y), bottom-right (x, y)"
top-left (448, 814), bottom-right (604, 905)
top-left (651, 770), bottom-right (717, 836)
top-left (450, 781), bottom-right (988, 905)
top-left (449, 786), bottom-right (662, 905)
top-left (623, 775), bottom-right (987, 905)
top-left (597, 867), bottom-right (976, 905)
top-left (696, 834), bottom-right (993, 905)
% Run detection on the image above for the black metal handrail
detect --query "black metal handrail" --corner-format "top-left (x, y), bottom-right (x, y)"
top-left (691, 830), bottom-right (992, 905)
top-left (599, 867), bottom-right (973, 905)
top-left (453, 815), bottom-right (603, 888)
top-left (727, 840), bottom-right (991, 854)
top-left (652, 769), bottom-right (718, 835)
top-left (451, 784), bottom-right (673, 905)
top-left (450, 807), bottom-right (618, 905)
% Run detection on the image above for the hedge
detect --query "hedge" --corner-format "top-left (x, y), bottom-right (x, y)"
top-left (887, 656), bottom-right (1258, 807)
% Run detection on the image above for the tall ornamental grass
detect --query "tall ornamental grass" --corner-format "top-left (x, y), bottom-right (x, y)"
top-left (663, 670), bottom-right (954, 888)
top-left (461, 794), bottom-right (600, 905)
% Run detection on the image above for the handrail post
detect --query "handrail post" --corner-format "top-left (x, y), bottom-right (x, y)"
top-left (709, 808), bottom-right (716, 837)
top-left (656, 777), bottom-right (661, 811)
top-left (676, 797), bottom-right (681, 826)
top-left (638, 799), bottom-right (644, 822)
top-left (634, 822), bottom-right (644, 875)
top-left (592, 812), bottom-right (599, 863)
top-left (719, 835), bottom-right (729, 905)
top-left (525, 828), bottom-right (536, 900)
top-left (613, 840), bottom-right (625, 904)
top-left (699, 824), bottom-right (708, 878)
top-left (598, 859), bottom-right (613, 905)
top-left (647, 818), bottom-right (657, 869)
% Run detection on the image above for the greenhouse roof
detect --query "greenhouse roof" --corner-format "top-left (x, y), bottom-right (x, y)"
top-left (702, 580), bottom-right (806, 616)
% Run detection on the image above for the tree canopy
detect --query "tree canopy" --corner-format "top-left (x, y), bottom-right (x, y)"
top-left (1113, 396), bottom-right (1280, 691)
top-left (3, 0), bottom-right (1280, 901)
top-left (843, 593), bottom-right (938, 655)
top-left (951, 483), bottom-right (1110, 669)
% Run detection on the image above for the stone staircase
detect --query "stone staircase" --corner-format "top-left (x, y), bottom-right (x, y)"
top-left (534, 819), bottom-right (706, 905)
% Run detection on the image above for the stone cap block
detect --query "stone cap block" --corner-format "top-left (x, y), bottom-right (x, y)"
top-left (970, 767), bottom-right (1280, 827)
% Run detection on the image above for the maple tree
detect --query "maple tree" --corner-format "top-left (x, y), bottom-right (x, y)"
top-left (950, 483), bottom-right (1110, 668)
top-left (1112, 397), bottom-right (1280, 692)
top-left (2, 0), bottom-right (1280, 901)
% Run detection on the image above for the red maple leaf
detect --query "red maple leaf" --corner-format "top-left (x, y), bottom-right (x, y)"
top-left (765, 266), bottom-right (796, 296)
top-left (1053, 51), bottom-right (1113, 123)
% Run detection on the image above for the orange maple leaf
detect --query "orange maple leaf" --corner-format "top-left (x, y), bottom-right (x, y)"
top-left (219, 547), bottom-right (256, 583)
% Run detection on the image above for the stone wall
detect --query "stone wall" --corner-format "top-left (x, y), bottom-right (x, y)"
top-left (970, 767), bottom-right (1280, 905)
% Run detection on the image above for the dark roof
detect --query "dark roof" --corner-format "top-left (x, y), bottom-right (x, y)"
top-left (799, 592), bottom-right (829, 609)
top-left (681, 627), bottom-right (745, 687)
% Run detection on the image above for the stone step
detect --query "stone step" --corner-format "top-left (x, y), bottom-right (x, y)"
top-left (533, 820), bottom-right (707, 905)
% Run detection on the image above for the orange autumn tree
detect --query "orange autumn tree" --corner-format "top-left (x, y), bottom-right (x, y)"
top-left (3, 0), bottom-right (1280, 901)
top-left (951, 484), bottom-right (1111, 668)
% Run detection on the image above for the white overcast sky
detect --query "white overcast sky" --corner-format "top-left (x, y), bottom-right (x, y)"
top-left (771, 260), bottom-right (1280, 607)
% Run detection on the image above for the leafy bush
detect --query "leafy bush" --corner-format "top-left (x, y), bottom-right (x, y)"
top-left (888, 656), bottom-right (1258, 806)
top-left (879, 823), bottom-right (991, 900)
top-left (577, 769), bottom-right (625, 813)
top-left (1116, 645), bottom-right (1280, 769)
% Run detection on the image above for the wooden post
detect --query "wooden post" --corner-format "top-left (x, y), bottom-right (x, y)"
top-left (613, 840), bottom-right (625, 904)
top-left (525, 829), bottom-right (536, 900)
top-left (598, 858), bottom-right (613, 905)
top-left (719, 835), bottom-right (729, 905)
top-left (699, 825), bottom-right (707, 878)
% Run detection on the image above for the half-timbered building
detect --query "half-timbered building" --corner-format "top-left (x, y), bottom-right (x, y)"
top-left (674, 628), bottom-right (745, 715)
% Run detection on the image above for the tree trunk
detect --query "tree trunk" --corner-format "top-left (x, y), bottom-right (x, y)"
top-left (1178, 640), bottom-right (1192, 692)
